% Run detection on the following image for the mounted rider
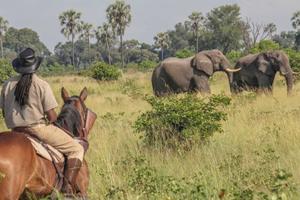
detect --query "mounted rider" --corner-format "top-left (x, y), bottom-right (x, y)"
top-left (0, 48), bottom-right (84, 196)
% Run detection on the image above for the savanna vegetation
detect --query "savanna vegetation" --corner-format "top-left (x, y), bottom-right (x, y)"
top-left (1, 0), bottom-right (300, 199)
top-left (0, 72), bottom-right (296, 199)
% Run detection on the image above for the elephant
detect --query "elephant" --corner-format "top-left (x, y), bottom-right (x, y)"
top-left (151, 49), bottom-right (240, 96)
top-left (231, 50), bottom-right (294, 95)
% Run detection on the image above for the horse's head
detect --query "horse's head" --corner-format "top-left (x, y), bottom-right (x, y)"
top-left (56, 87), bottom-right (97, 139)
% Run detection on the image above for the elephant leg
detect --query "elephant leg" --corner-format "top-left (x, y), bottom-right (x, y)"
top-left (257, 74), bottom-right (273, 95)
top-left (191, 74), bottom-right (211, 94)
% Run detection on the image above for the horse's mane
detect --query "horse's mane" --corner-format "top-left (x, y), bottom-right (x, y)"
top-left (55, 97), bottom-right (82, 137)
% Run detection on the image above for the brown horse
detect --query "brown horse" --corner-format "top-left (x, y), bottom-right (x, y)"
top-left (0, 87), bottom-right (96, 199)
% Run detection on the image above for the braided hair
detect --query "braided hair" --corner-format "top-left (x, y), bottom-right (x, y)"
top-left (14, 73), bottom-right (33, 107)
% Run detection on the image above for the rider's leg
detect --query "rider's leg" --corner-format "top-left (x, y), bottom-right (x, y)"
top-left (28, 124), bottom-right (84, 195)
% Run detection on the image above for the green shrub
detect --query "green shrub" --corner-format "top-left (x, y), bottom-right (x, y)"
top-left (0, 59), bottom-right (15, 83)
top-left (175, 49), bottom-right (194, 58)
top-left (90, 61), bottom-right (121, 81)
top-left (283, 48), bottom-right (300, 72)
top-left (39, 63), bottom-right (73, 76)
top-left (226, 50), bottom-right (243, 63)
top-left (249, 40), bottom-right (280, 54)
top-left (138, 60), bottom-right (157, 71)
top-left (134, 94), bottom-right (231, 149)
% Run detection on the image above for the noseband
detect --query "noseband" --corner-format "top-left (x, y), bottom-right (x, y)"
top-left (58, 96), bottom-right (97, 139)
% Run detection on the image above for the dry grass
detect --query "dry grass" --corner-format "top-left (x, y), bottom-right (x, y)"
top-left (2, 71), bottom-right (300, 199)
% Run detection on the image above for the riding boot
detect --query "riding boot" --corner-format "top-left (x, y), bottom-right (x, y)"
top-left (61, 158), bottom-right (82, 196)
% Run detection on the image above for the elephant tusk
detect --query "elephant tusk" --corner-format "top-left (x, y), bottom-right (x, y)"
top-left (292, 71), bottom-right (299, 75)
top-left (225, 67), bottom-right (241, 73)
top-left (280, 71), bottom-right (288, 76)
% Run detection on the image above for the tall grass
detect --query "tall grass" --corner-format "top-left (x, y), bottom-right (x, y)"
top-left (1, 72), bottom-right (300, 199)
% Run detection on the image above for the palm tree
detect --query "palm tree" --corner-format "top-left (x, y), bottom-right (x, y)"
top-left (106, 0), bottom-right (131, 68)
top-left (188, 12), bottom-right (204, 53)
top-left (0, 17), bottom-right (9, 58)
top-left (59, 10), bottom-right (81, 68)
top-left (79, 21), bottom-right (94, 65)
top-left (292, 11), bottom-right (300, 30)
top-left (154, 32), bottom-right (170, 61)
top-left (95, 23), bottom-right (115, 64)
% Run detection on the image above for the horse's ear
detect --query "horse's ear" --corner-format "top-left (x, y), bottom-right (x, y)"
top-left (80, 87), bottom-right (88, 102)
top-left (61, 87), bottom-right (69, 102)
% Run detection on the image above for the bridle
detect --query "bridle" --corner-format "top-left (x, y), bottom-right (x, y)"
top-left (59, 96), bottom-right (97, 139)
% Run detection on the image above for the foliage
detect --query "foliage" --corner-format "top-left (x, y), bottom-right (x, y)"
top-left (106, 0), bottom-right (132, 68)
top-left (0, 17), bottom-right (9, 58)
top-left (39, 62), bottom-right (73, 76)
top-left (90, 61), bottom-right (121, 81)
top-left (107, 146), bottom-right (296, 200)
top-left (106, 155), bottom-right (213, 200)
top-left (154, 32), bottom-right (170, 60)
top-left (4, 27), bottom-right (50, 56)
top-left (273, 31), bottom-right (296, 49)
top-left (0, 59), bottom-right (15, 83)
top-left (54, 40), bottom-right (99, 69)
top-left (283, 48), bottom-right (300, 71)
top-left (175, 48), bottom-right (194, 58)
top-left (187, 12), bottom-right (204, 52)
top-left (226, 50), bottom-right (243, 63)
top-left (59, 9), bottom-right (82, 68)
top-left (205, 4), bottom-right (244, 53)
top-left (167, 22), bottom-right (193, 56)
top-left (249, 40), bottom-right (280, 53)
top-left (134, 94), bottom-right (231, 149)
top-left (138, 60), bottom-right (157, 71)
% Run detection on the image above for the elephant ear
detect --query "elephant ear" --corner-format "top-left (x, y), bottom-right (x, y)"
top-left (257, 54), bottom-right (273, 76)
top-left (191, 55), bottom-right (214, 76)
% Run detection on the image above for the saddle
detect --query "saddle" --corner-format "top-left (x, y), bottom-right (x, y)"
top-left (13, 126), bottom-right (88, 164)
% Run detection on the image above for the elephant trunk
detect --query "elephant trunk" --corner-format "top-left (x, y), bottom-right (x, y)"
top-left (284, 71), bottom-right (293, 96)
top-left (225, 70), bottom-right (234, 93)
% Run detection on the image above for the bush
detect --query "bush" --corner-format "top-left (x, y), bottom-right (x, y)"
top-left (175, 49), bottom-right (194, 58)
top-left (226, 50), bottom-right (243, 64)
top-left (249, 40), bottom-right (280, 54)
top-left (0, 59), bottom-right (15, 83)
top-left (138, 60), bottom-right (157, 71)
top-left (39, 62), bottom-right (73, 76)
top-left (90, 61), bottom-right (121, 81)
top-left (283, 48), bottom-right (300, 72)
top-left (134, 94), bottom-right (231, 149)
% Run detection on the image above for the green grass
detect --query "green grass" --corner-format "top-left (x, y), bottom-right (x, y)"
top-left (1, 71), bottom-right (300, 199)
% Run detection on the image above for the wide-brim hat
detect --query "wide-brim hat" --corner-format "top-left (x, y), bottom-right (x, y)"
top-left (12, 48), bottom-right (43, 74)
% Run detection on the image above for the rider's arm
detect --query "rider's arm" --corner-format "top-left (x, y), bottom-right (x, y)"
top-left (46, 109), bottom-right (57, 123)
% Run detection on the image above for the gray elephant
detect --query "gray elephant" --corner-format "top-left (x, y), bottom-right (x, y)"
top-left (151, 49), bottom-right (240, 96)
top-left (231, 50), bottom-right (294, 95)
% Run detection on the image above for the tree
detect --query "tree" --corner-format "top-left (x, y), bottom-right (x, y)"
top-left (241, 18), bottom-right (277, 51)
top-left (291, 11), bottom-right (300, 30)
top-left (95, 23), bottom-right (115, 64)
top-left (154, 32), bottom-right (170, 60)
top-left (273, 31), bottom-right (296, 49)
top-left (187, 12), bottom-right (204, 53)
top-left (106, 0), bottom-right (131, 68)
top-left (167, 22), bottom-right (192, 56)
top-left (0, 17), bottom-right (9, 58)
top-left (291, 11), bottom-right (300, 50)
top-left (4, 27), bottom-right (50, 56)
top-left (54, 40), bottom-right (98, 68)
top-left (79, 22), bottom-right (94, 66)
top-left (205, 4), bottom-right (244, 53)
top-left (59, 9), bottom-right (82, 69)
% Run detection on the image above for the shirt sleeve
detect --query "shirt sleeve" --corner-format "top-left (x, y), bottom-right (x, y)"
top-left (42, 83), bottom-right (58, 112)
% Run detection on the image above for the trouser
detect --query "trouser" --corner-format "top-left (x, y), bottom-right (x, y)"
top-left (28, 124), bottom-right (84, 161)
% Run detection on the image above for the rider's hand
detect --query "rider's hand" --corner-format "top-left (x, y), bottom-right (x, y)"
top-left (46, 109), bottom-right (57, 123)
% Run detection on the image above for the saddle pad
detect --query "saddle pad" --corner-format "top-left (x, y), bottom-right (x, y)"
top-left (26, 135), bottom-right (65, 163)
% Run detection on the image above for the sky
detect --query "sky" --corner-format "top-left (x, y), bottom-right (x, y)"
top-left (0, 0), bottom-right (299, 52)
